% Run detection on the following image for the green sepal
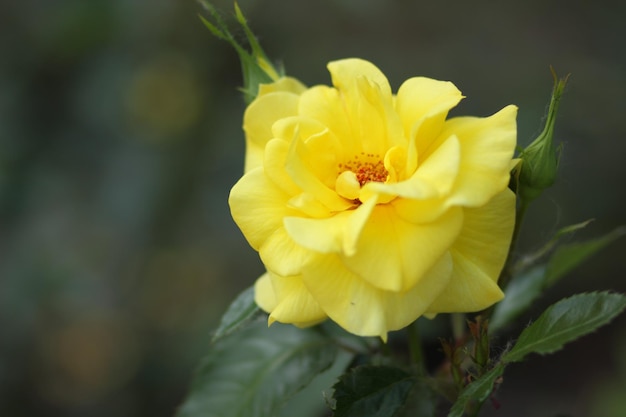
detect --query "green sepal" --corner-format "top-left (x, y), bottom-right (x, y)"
top-left (516, 68), bottom-right (569, 202)
top-left (177, 320), bottom-right (338, 417)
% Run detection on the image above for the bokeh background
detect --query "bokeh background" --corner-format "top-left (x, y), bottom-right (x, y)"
top-left (1, 0), bottom-right (625, 416)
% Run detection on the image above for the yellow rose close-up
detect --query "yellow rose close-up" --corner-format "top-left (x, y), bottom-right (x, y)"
top-left (229, 58), bottom-right (517, 340)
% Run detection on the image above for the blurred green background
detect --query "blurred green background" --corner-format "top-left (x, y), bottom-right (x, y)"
top-left (1, 0), bottom-right (624, 416)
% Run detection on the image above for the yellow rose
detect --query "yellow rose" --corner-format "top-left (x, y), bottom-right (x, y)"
top-left (229, 58), bottom-right (517, 340)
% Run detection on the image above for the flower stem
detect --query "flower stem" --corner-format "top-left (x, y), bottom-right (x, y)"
top-left (407, 320), bottom-right (425, 375)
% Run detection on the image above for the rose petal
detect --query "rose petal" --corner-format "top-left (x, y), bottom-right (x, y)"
top-left (266, 273), bottom-right (327, 326)
top-left (258, 76), bottom-right (307, 96)
top-left (433, 105), bottom-right (518, 207)
top-left (284, 195), bottom-right (377, 256)
top-left (285, 127), bottom-right (354, 212)
top-left (254, 272), bottom-right (277, 312)
top-left (426, 189), bottom-right (515, 313)
top-left (302, 252), bottom-right (453, 340)
top-left (243, 92), bottom-right (301, 172)
top-left (327, 59), bottom-right (404, 154)
top-left (260, 226), bottom-right (312, 277)
top-left (395, 76), bottom-right (464, 157)
top-left (328, 58), bottom-right (392, 99)
top-left (341, 204), bottom-right (463, 292)
top-left (263, 138), bottom-right (300, 196)
top-left (299, 86), bottom-right (355, 150)
top-left (365, 133), bottom-right (461, 201)
top-left (229, 168), bottom-right (297, 250)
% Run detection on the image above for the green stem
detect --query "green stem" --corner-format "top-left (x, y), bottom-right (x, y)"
top-left (407, 321), bottom-right (425, 375)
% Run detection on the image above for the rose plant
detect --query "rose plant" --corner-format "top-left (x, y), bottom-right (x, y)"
top-left (176, 4), bottom-right (626, 417)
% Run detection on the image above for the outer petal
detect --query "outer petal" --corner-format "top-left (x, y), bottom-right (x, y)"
top-left (258, 76), bottom-right (307, 96)
top-left (254, 272), bottom-right (277, 312)
top-left (243, 92), bottom-right (300, 172)
top-left (302, 252), bottom-right (453, 340)
top-left (328, 58), bottom-right (392, 99)
top-left (259, 226), bottom-right (311, 277)
top-left (229, 168), bottom-right (298, 250)
top-left (395, 77), bottom-right (464, 156)
top-left (426, 188), bottom-right (515, 313)
top-left (341, 204), bottom-right (463, 292)
top-left (431, 105), bottom-right (518, 207)
top-left (266, 272), bottom-right (327, 327)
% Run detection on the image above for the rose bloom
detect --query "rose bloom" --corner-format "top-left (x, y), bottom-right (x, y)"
top-left (229, 58), bottom-right (517, 340)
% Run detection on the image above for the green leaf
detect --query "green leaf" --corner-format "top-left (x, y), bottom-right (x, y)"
top-left (490, 265), bottom-right (546, 332)
top-left (211, 285), bottom-right (260, 343)
top-left (504, 292), bottom-right (626, 363)
top-left (447, 364), bottom-right (505, 417)
top-left (280, 350), bottom-right (354, 417)
top-left (543, 226), bottom-right (626, 286)
top-left (332, 365), bottom-right (416, 417)
top-left (177, 320), bottom-right (338, 417)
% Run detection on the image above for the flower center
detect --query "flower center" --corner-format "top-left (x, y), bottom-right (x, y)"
top-left (338, 152), bottom-right (388, 186)
top-left (335, 152), bottom-right (388, 201)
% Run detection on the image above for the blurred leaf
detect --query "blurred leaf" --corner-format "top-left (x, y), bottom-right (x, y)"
top-left (490, 265), bottom-right (546, 332)
top-left (503, 292), bottom-right (626, 363)
top-left (211, 285), bottom-right (260, 343)
top-left (553, 219), bottom-right (594, 239)
top-left (332, 365), bottom-right (416, 417)
top-left (491, 226), bottom-right (625, 332)
top-left (447, 364), bottom-right (505, 417)
top-left (514, 219), bottom-right (594, 272)
top-left (543, 225), bottom-right (626, 286)
top-left (177, 321), bottom-right (337, 417)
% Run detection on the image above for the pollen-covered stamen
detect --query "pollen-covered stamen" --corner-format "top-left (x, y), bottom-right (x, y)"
top-left (336, 152), bottom-right (389, 202)
top-left (338, 152), bottom-right (389, 186)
